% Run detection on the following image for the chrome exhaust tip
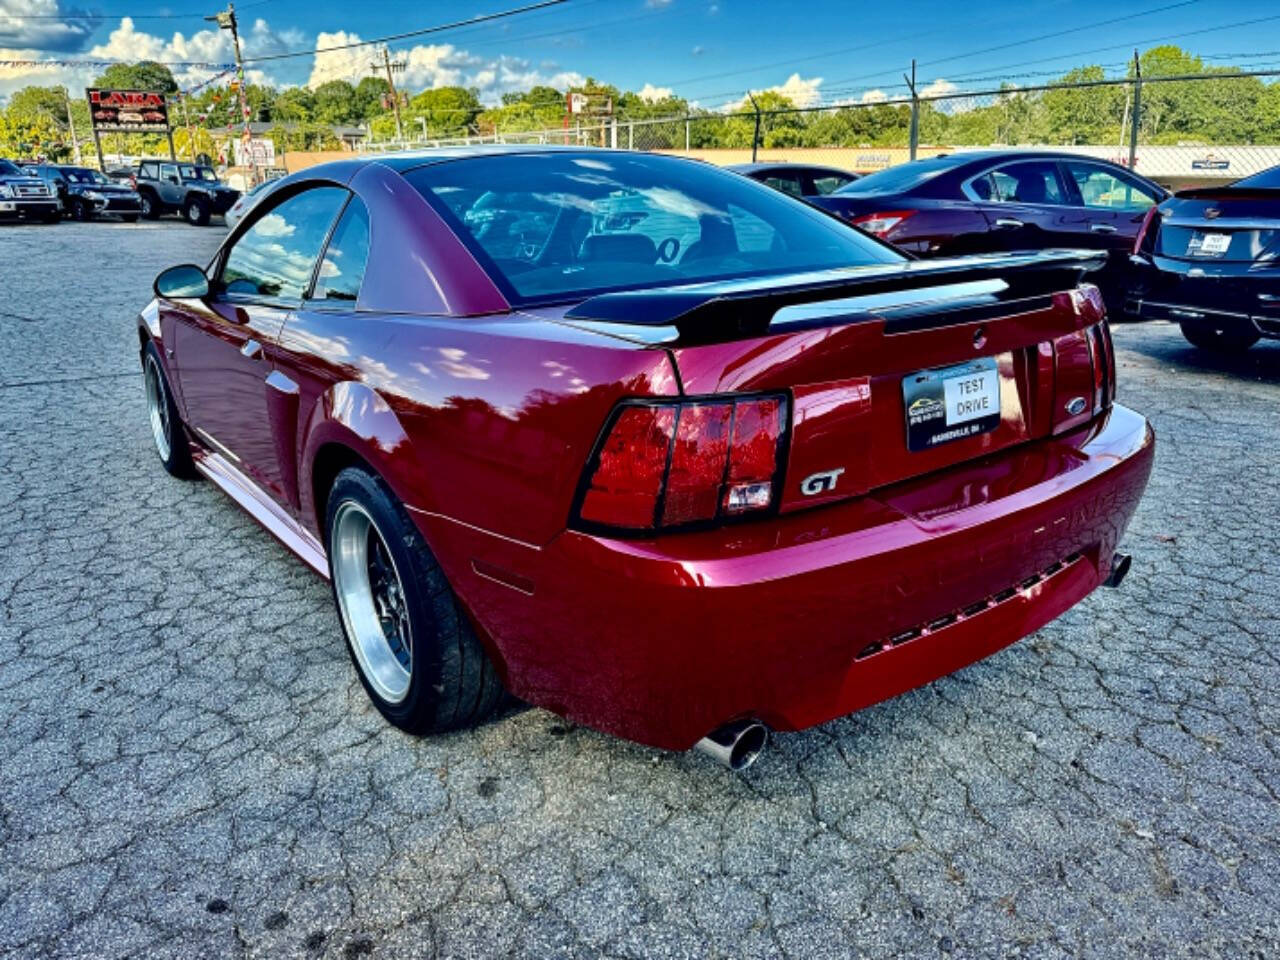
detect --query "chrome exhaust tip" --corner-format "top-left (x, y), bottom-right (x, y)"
top-left (1103, 551), bottom-right (1132, 588)
top-left (694, 719), bottom-right (768, 771)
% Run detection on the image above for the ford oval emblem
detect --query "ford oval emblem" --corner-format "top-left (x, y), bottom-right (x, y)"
top-left (1205, 207), bottom-right (1221, 219)
top-left (1066, 396), bottom-right (1088, 416)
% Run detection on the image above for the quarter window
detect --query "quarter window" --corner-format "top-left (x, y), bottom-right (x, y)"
top-left (762, 173), bottom-right (804, 197)
top-left (810, 173), bottom-right (853, 195)
top-left (220, 186), bottom-right (348, 302)
top-left (311, 197), bottom-right (371, 304)
top-left (1063, 161), bottom-right (1156, 211)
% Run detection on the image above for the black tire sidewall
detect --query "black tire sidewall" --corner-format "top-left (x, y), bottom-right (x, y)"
top-left (1180, 322), bottom-right (1259, 353)
top-left (185, 196), bottom-right (210, 226)
top-left (325, 468), bottom-right (450, 733)
top-left (140, 192), bottom-right (159, 218)
top-left (142, 340), bottom-right (196, 478)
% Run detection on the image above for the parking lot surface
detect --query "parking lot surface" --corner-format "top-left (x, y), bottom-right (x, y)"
top-left (1, 220), bottom-right (1278, 959)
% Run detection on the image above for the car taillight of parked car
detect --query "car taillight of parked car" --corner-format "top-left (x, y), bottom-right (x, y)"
top-left (1132, 205), bottom-right (1159, 254)
top-left (848, 210), bottom-right (916, 237)
top-left (575, 395), bottom-right (788, 533)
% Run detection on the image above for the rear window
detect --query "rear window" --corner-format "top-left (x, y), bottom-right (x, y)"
top-left (833, 155), bottom-right (961, 196)
top-left (405, 153), bottom-right (900, 304)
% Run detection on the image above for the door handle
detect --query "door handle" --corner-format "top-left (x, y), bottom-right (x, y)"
top-left (1090, 223), bottom-right (1118, 234)
top-left (240, 338), bottom-right (262, 360)
top-left (994, 218), bottom-right (1024, 229)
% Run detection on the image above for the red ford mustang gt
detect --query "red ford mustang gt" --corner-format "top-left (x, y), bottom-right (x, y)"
top-left (139, 147), bottom-right (1154, 768)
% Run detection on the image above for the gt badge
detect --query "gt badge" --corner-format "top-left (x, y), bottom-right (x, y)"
top-left (801, 468), bottom-right (845, 496)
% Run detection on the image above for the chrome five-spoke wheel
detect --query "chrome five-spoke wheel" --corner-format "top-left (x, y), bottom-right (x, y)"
top-left (331, 500), bottom-right (413, 704)
top-left (144, 353), bottom-right (172, 461)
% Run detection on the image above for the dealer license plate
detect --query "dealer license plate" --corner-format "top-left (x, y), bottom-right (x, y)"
top-left (1188, 232), bottom-right (1231, 257)
top-left (903, 357), bottom-right (1001, 452)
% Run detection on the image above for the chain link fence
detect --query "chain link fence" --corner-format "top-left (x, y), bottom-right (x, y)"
top-left (357, 69), bottom-right (1280, 186)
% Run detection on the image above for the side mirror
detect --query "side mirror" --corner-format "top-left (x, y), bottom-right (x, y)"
top-left (154, 264), bottom-right (209, 300)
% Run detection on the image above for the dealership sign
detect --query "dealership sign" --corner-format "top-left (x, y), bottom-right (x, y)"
top-left (86, 89), bottom-right (171, 133)
top-left (234, 138), bottom-right (276, 167)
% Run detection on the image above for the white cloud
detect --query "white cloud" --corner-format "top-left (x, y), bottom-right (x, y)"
top-left (636, 82), bottom-right (673, 103)
top-left (859, 88), bottom-right (888, 104)
top-left (0, 0), bottom-right (92, 52)
top-left (646, 0), bottom-right (674, 6)
top-left (307, 32), bottom-right (581, 104)
top-left (723, 72), bottom-right (824, 111)
top-left (920, 78), bottom-right (958, 99)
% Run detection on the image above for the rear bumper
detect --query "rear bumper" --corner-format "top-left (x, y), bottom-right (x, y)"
top-left (426, 404), bottom-right (1155, 751)
top-left (1124, 255), bottom-right (1280, 339)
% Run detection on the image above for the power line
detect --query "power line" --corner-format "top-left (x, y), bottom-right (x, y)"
top-left (241, 0), bottom-right (569, 64)
top-left (816, 0), bottom-right (1209, 95)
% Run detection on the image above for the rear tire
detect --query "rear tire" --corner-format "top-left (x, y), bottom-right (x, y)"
top-left (69, 198), bottom-right (91, 222)
top-left (184, 195), bottom-right (211, 226)
top-left (142, 341), bottom-right (198, 479)
top-left (325, 467), bottom-right (504, 734)
top-left (1180, 322), bottom-right (1259, 353)
top-left (139, 191), bottom-right (161, 220)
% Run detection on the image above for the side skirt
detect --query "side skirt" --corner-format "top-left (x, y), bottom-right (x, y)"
top-left (190, 442), bottom-right (330, 579)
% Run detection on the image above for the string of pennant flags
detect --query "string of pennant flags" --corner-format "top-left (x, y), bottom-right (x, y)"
top-left (0, 58), bottom-right (236, 69)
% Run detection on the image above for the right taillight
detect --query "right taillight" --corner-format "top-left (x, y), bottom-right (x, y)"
top-left (1087, 321), bottom-right (1117, 414)
top-left (849, 209), bottom-right (915, 237)
top-left (575, 395), bottom-right (788, 533)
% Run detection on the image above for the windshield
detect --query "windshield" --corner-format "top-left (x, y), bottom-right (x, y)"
top-left (180, 165), bottom-right (218, 182)
top-left (0, 159), bottom-right (21, 177)
top-left (61, 168), bottom-right (108, 184)
top-left (406, 153), bottom-right (901, 304)
top-left (1233, 165), bottom-right (1280, 189)
top-left (834, 155), bottom-right (962, 196)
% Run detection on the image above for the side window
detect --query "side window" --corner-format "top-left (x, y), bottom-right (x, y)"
top-left (810, 173), bottom-right (852, 195)
top-left (986, 162), bottom-right (1065, 205)
top-left (139, 162), bottom-right (158, 179)
top-left (311, 197), bottom-right (371, 305)
top-left (1064, 162), bottom-right (1157, 211)
top-left (220, 186), bottom-right (348, 302)
top-left (762, 173), bottom-right (803, 197)
top-left (160, 163), bottom-right (178, 182)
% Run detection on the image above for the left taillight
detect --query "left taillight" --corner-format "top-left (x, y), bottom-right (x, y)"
top-left (574, 395), bottom-right (788, 533)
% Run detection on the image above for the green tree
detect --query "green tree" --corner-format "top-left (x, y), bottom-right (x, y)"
top-left (272, 87), bottom-right (315, 122)
top-left (353, 76), bottom-right (390, 121)
top-left (92, 61), bottom-right (177, 94)
top-left (311, 80), bottom-right (360, 125)
top-left (397, 86), bottom-right (482, 138)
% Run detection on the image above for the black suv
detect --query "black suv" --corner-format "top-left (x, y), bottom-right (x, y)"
top-left (134, 160), bottom-right (239, 226)
top-left (0, 158), bottom-right (60, 224)
top-left (25, 164), bottom-right (142, 222)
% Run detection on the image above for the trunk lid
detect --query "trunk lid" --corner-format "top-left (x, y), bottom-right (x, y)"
top-left (1151, 188), bottom-right (1280, 264)
top-left (563, 251), bottom-right (1111, 513)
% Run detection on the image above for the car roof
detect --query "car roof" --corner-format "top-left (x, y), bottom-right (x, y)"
top-left (726, 162), bottom-right (854, 175)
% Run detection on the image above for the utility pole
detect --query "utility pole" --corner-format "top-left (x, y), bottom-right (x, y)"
top-left (61, 86), bottom-right (81, 164)
top-left (372, 46), bottom-right (406, 142)
top-left (207, 3), bottom-right (256, 182)
top-left (1127, 49), bottom-right (1142, 171)
top-left (904, 59), bottom-right (919, 162)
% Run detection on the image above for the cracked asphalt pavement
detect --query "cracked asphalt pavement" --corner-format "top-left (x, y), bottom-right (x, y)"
top-left (2, 220), bottom-right (1278, 959)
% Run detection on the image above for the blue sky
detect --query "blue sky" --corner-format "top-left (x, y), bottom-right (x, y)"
top-left (3, 0), bottom-right (1280, 105)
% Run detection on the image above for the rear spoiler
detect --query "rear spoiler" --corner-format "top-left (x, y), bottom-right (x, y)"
top-left (1174, 186), bottom-right (1280, 201)
top-left (563, 249), bottom-right (1107, 343)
